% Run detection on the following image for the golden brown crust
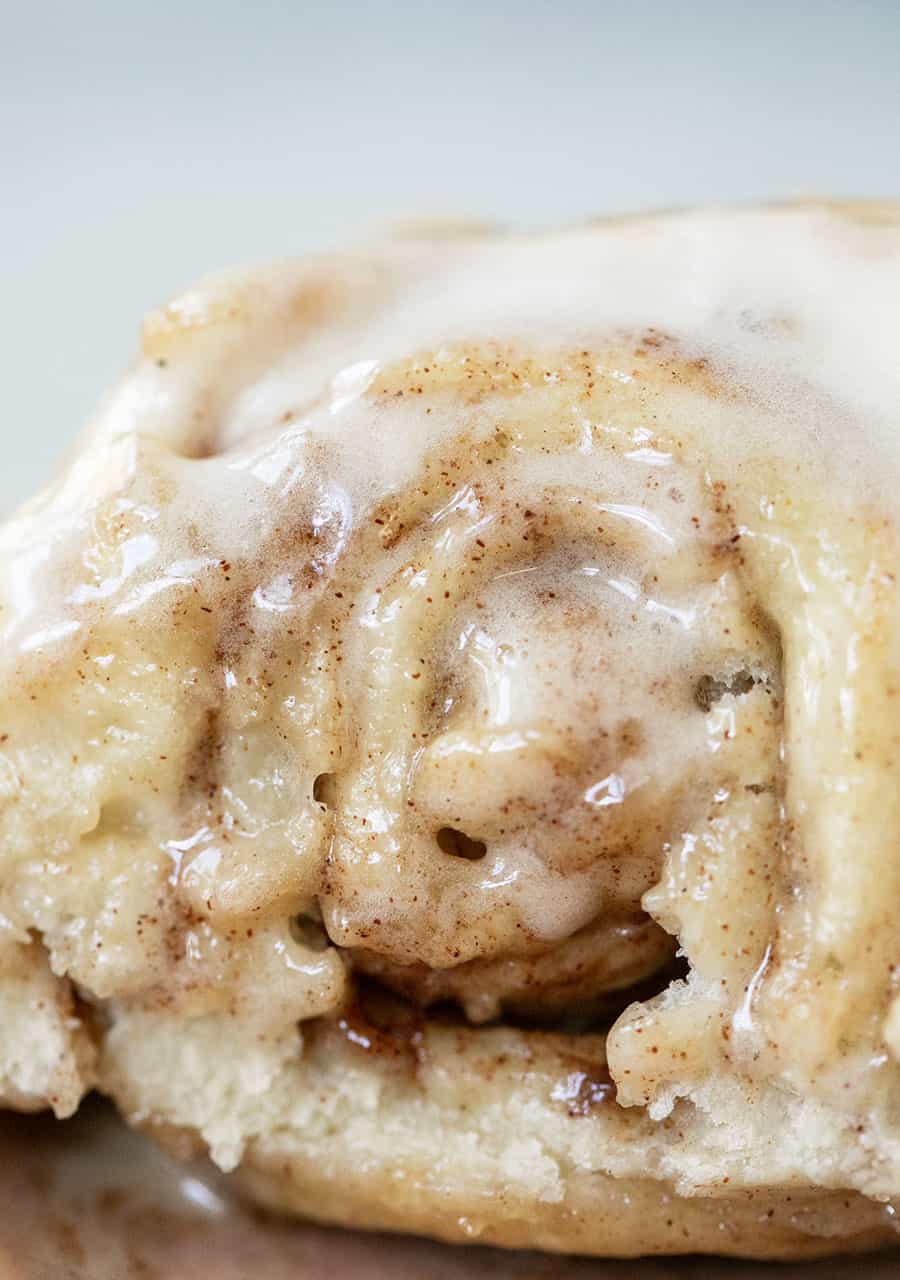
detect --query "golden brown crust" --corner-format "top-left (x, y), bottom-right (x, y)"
top-left (236, 1163), bottom-right (895, 1260)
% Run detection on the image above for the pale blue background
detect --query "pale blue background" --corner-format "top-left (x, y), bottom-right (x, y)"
top-left (2, 0), bottom-right (899, 509)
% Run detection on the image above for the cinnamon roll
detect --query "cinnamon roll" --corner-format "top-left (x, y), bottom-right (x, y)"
top-left (1, 201), bottom-right (899, 1258)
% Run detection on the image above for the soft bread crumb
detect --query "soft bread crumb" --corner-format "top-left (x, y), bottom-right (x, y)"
top-left (0, 942), bottom-right (95, 1117)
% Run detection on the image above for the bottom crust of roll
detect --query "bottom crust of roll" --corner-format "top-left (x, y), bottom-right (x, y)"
top-left (100, 1007), bottom-right (898, 1260)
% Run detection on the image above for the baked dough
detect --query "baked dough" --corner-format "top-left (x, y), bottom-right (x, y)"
top-left (1, 202), bottom-right (899, 1257)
